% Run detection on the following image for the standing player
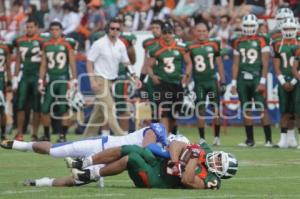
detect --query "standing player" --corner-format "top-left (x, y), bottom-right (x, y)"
top-left (147, 22), bottom-right (192, 134)
top-left (187, 22), bottom-right (226, 146)
top-left (231, 14), bottom-right (272, 147)
top-left (13, 19), bottom-right (46, 141)
top-left (273, 18), bottom-right (299, 148)
top-left (38, 21), bottom-right (77, 142)
top-left (268, 7), bottom-right (294, 45)
top-left (0, 40), bottom-right (12, 141)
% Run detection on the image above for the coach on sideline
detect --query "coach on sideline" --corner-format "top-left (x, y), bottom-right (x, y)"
top-left (84, 18), bottom-right (142, 136)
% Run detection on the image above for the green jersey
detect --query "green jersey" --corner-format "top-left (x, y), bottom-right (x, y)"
top-left (188, 39), bottom-right (221, 82)
top-left (195, 142), bottom-right (221, 189)
top-left (14, 34), bottom-right (47, 76)
top-left (42, 37), bottom-right (73, 79)
top-left (233, 34), bottom-right (269, 78)
top-left (149, 39), bottom-right (188, 84)
top-left (143, 36), bottom-right (160, 52)
top-left (273, 39), bottom-right (300, 79)
top-left (0, 41), bottom-right (12, 75)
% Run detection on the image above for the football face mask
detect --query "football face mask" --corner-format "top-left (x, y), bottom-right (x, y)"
top-left (206, 151), bottom-right (238, 179)
top-left (241, 14), bottom-right (258, 36)
top-left (281, 17), bottom-right (298, 39)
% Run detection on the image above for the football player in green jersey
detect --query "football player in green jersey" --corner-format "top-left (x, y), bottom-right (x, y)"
top-left (0, 40), bottom-right (12, 141)
top-left (38, 21), bottom-right (77, 142)
top-left (70, 141), bottom-right (238, 189)
top-left (273, 18), bottom-right (299, 148)
top-left (231, 14), bottom-right (272, 147)
top-left (268, 7), bottom-right (294, 45)
top-left (147, 22), bottom-right (192, 134)
top-left (187, 22), bottom-right (226, 146)
top-left (13, 19), bottom-right (46, 141)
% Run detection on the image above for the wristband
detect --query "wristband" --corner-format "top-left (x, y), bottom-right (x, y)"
top-left (260, 77), bottom-right (266, 85)
top-left (277, 75), bottom-right (286, 85)
top-left (290, 78), bottom-right (297, 86)
top-left (231, 80), bottom-right (237, 87)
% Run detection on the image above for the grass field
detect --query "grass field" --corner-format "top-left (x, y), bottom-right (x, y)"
top-left (1, 126), bottom-right (300, 199)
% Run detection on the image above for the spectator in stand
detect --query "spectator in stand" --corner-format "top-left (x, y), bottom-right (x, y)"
top-left (0, 1), bottom-right (26, 42)
top-left (35, 0), bottom-right (49, 31)
top-left (104, 0), bottom-right (119, 20)
top-left (25, 4), bottom-right (39, 24)
top-left (61, 3), bottom-right (81, 36)
top-left (169, 0), bottom-right (202, 27)
top-left (45, 0), bottom-right (63, 30)
top-left (143, 0), bottom-right (171, 30)
top-left (210, 15), bottom-right (232, 50)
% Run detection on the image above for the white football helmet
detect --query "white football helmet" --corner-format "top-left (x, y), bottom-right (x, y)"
top-left (181, 90), bottom-right (196, 116)
top-left (67, 89), bottom-right (85, 110)
top-left (242, 14), bottom-right (258, 36)
top-left (206, 151), bottom-right (238, 179)
top-left (281, 17), bottom-right (298, 39)
top-left (275, 7), bottom-right (294, 30)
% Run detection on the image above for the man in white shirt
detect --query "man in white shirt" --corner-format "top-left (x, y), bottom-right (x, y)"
top-left (85, 18), bottom-right (142, 136)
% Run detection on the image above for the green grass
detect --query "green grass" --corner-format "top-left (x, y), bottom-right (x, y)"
top-left (1, 126), bottom-right (300, 199)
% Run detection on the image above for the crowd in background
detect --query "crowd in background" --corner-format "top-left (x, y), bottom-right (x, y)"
top-left (1, 0), bottom-right (300, 52)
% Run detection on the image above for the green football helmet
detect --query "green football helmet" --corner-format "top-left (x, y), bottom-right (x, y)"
top-left (206, 151), bottom-right (238, 179)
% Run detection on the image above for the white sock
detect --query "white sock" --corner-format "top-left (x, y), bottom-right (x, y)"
top-left (90, 166), bottom-right (101, 180)
top-left (83, 156), bottom-right (93, 168)
top-left (102, 130), bottom-right (110, 136)
top-left (287, 129), bottom-right (295, 135)
top-left (99, 177), bottom-right (104, 188)
top-left (12, 141), bottom-right (34, 151)
top-left (35, 177), bottom-right (54, 187)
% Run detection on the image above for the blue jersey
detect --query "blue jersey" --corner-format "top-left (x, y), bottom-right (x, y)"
top-left (148, 123), bottom-right (168, 147)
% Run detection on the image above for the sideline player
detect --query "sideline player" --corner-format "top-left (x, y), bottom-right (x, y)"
top-left (187, 22), bottom-right (226, 146)
top-left (231, 14), bottom-right (272, 147)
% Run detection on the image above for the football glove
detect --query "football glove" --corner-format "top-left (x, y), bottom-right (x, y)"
top-left (166, 161), bottom-right (185, 177)
top-left (186, 144), bottom-right (202, 159)
top-left (181, 88), bottom-right (196, 116)
top-left (12, 76), bottom-right (18, 91)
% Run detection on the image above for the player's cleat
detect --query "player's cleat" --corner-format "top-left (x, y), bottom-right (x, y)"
top-left (273, 134), bottom-right (288, 148)
top-left (23, 179), bottom-right (36, 186)
top-left (238, 140), bottom-right (255, 147)
top-left (0, 140), bottom-right (13, 149)
top-left (14, 134), bottom-right (24, 141)
top-left (65, 157), bottom-right (83, 169)
top-left (72, 169), bottom-right (92, 183)
top-left (264, 141), bottom-right (273, 148)
top-left (56, 136), bottom-right (66, 143)
top-left (31, 135), bottom-right (38, 142)
top-left (287, 131), bottom-right (297, 148)
top-left (212, 137), bottom-right (221, 146)
top-left (38, 135), bottom-right (50, 141)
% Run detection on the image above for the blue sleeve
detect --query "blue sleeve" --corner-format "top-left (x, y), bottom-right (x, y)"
top-left (146, 143), bottom-right (170, 158)
top-left (150, 123), bottom-right (168, 147)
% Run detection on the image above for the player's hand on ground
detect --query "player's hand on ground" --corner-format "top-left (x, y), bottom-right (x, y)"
top-left (283, 83), bottom-right (294, 92)
top-left (150, 75), bottom-right (161, 85)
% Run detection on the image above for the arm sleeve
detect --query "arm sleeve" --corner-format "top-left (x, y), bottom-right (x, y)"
top-left (87, 41), bottom-right (100, 62)
top-left (146, 143), bottom-right (170, 158)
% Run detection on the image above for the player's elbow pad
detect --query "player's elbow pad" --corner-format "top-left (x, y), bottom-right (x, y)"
top-left (146, 143), bottom-right (170, 158)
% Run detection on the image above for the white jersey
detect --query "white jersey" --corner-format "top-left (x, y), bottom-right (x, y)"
top-left (49, 127), bottom-right (148, 158)
top-left (104, 127), bottom-right (147, 149)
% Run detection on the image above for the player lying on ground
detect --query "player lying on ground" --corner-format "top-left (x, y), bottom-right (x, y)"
top-left (68, 141), bottom-right (238, 189)
top-left (0, 123), bottom-right (185, 186)
top-left (22, 134), bottom-right (189, 187)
